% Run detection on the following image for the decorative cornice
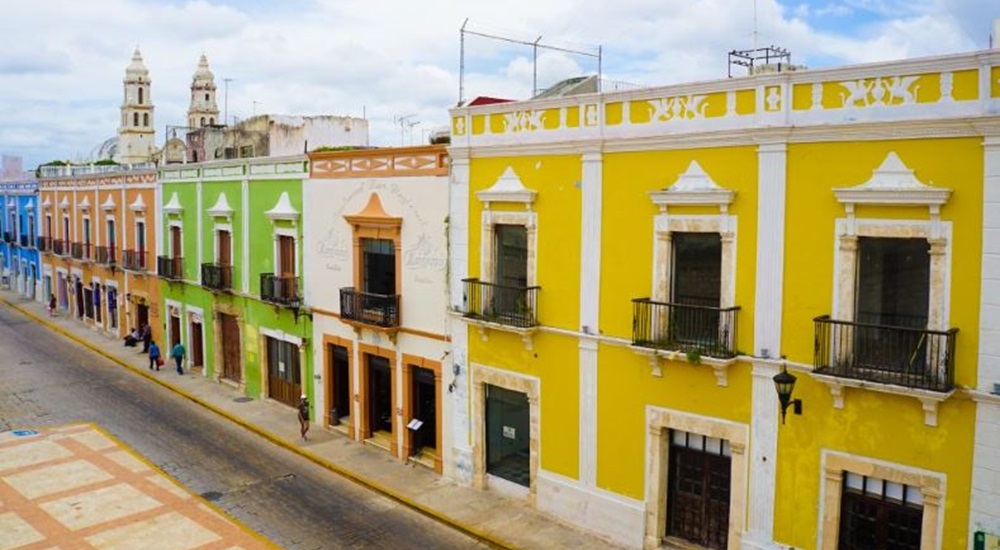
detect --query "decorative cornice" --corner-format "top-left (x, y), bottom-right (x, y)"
top-left (343, 192), bottom-right (401, 228)
top-left (475, 166), bottom-right (537, 207)
top-left (59, 196), bottom-right (70, 211)
top-left (163, 192), bottom-right (184, 216)
top-left (264, 191), bottom-right (299, 222)
top-left (207, 192), bottom-right (234, 219)
top-left (129, 194), bottom-right (147, 214)
top-left (834, 151), bottom-right (951, 210)
top-left (77, 196), bottom-right (91, 212)
top-left (649, 160), bottom-right (735, 211)
top-left (41, 197), bottom-right (52, 211)
top-left (100, 195), bottom-right (116, 212)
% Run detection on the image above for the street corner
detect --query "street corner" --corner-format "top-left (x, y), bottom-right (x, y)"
top-left (0, 423), bottom-right (278, 549)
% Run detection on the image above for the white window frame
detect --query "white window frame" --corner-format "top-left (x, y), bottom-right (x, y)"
top-left (167, 220), bottom-right (184, 259)
top-left (476, 166), bottom-right (538, 288)
top-left (271, 226), bottom-right (298, 278)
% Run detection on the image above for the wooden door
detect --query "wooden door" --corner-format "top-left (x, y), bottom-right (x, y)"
top-left (136, 221), bottom-right (146, 269)
top-left (218, 230), bottom-right (232, 288)
top-left (220, 313), bottom-right (241, 382)
top-left (266, 337), bottom-right (300, 406)
top-left (170, 315), bottom-right (181, 348)
top-left (667, 435), bottom-right (731, 549)
top-left (191, 322), bottom-right (203, 368)
top-left (278, 235), bottom-right (295, 300)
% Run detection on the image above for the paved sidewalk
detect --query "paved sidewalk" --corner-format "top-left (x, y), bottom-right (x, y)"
top-left (0, 293), bottom-right (625, 550)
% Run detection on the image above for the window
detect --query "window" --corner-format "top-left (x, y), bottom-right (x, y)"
top-left (839, 473), bottom-right (922, 549)
top-left (200, 117), bottom-right (206, 127)
top-left (28, 214), bottom-right (34, 241)
top-left (133, 113), bottom-right (139, 127)
top-left (136, 221), bottom-right (146, 256)
top-left (170, 225), bottom-right (181, 259)
top-left (138, 87), bottom-right (143, 104)
top-left (856, 238), bottom-right (929, 328)
top-left (210, 117), bottom-right (215, 125)
top-left (239, 145), bottom-right (254, 158)
top-left (83, 218), bottom-right (91, 259)
top-left (362, 238), bottom-right (395, 296)
top-left (205, 93), bottom-right (209, 101)
top-left (106, 219), bottom-right (116, 251)
top-left (143, 113), bottom-right (149, 127)
top-left (494, 225), bottom-right (527, 289)
top-left (62, 216), bottom-right (70, 241)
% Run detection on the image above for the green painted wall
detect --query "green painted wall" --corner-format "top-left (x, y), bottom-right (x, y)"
top-left (201, 180), bottom-right (243, 290)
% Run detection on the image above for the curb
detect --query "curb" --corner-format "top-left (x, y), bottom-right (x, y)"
top-left (1, 297), bottom-right (519, 550)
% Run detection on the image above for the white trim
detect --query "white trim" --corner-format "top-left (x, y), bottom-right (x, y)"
top-left (186, 305), bottom-right (206, 372)
top-left (77, 196), bottom-right (91, 213)
top-left (213, 222), bottom-right (233, 264)
top-left (196, 181), bottom-right (202, 284)
top-left (579, 151), bottom-right (602, 487)
top-left (264, 191), bottom-right (300, 222)
top-left (163, 192), bottom-right (183, 216)
top-left (260, 326), bottom-right (303, 346)
top-left (59, 196), bottom-right (70, 211)
top-left (649, 160), bottom-right (735, 209)
top-left (167, 220), bottom-right (184, 263)
top-left (207, 192), bottom-right (234, 219)
top-left (271, 225), bottom-right (298, 279)
top-left (100, 195), bottom-right (116, 212)
top-left (129, 194), bottom-right (147, 214)
top-left (475, 166), bottom-right (537, 206)
top-left (242, 180), bottom-right (250, 293)
top-left (833, 151), bottom-right (951, 211)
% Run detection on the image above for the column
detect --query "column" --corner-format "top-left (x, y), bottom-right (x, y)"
top-left (241, 179), bottom-right (250, 294)
top-left (196, 181), bottom-right (203, 284)
top-left (448, 153), bottom-right (473, 484)
top-left (579, 150), bottom-right (602, 486)
top-left (747, 141), bottom-right (787, 546)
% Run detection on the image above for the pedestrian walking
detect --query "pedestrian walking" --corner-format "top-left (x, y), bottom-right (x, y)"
top-left (141, 324), bottom-right (151, 353)
top-left (297, 394), bottom-right (310, 441)
top-left (148, 341), bottom-right (161, 371)
top-left (47, 294), bottom-right (57, 317)
top-left (171, 341), bottom-right (186, 375)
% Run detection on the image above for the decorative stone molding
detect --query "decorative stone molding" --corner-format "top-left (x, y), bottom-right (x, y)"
top-left (163, 192), bottom-right (183, 216)
top-left (41, 197), bottom-right (52, 211)
top-left (834, 151), bottom-right (952, 216)
top-left (649, 160), bottom-right (736, 212)
top-left (264, 191), bottom-right (299, 222)
top-left (207, 192), bottom-right (234, 220)
top-left (475, 166), bottom-right (537, 208)
top-left (77, 196), bottom-right (90, 213)
top-left (810, 371), bottom-right (955, 427)
top-left (24, 200), bottom-right (34, 212)
top-left (6, 199), bottom-right (15, 211)
top-left (129, 195), bottom-right (147, 214)
top-left (632, 345), bottom-right (736, 386)
top-left (100, 195), bottom-right (116, 212)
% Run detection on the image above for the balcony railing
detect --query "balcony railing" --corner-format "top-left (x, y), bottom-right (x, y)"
top-left (94, 246), bottom-right (116, 265)
top-left (461, 278), bottom-right (540, 328)
top-left (260, 273), bottom-right (300, 305)
top-left (71, 242), bottom-right (91, 260)
top-left (157, 256), bottom-right (183, 280)
top-left (631, 298), bottom-right (740, 359)
top-left (18, 234), bottom-right (30, 248)
top-left (36, 236), bottom-right (51, 253)
top-left (201, 263), bottom-right (233, 292)
top-left (813, 315), bottom-right (957, 392)
top-left (121, 250), bottom-right (148, 271)
top-left (52, 239), bottom-right (69, 256)
top-left (339, 287), bottom-right (400, 328)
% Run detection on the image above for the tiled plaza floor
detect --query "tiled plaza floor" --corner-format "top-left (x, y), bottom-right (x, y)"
top-left (0, 423), bottom-right (275, 550)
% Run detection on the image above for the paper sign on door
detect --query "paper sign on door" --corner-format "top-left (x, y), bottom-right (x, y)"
top-left (502, 426), bottom-right (516, 439)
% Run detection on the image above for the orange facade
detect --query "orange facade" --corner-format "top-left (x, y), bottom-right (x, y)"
top-left (38, 169), bottom-right (161, 345)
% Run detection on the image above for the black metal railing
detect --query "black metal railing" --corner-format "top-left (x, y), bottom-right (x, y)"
top-left (631, 298), bottom-right (740, 359)
top-left (52, 239), bottom-right (69, 256)
top-left (36, 236), bottom-right (51, 253)
top-left (339, 287), bottom-right (400, 327)
top-left (260, 273), bottom-right (299, 305)
top-left (94, 246), bottom-right (116, 265)
top-left (19, 234), bottom-right (30, 247)
top-left (71, 242), bottom-right (91, 260)
top-left (121, 249), bottom-right (148, 271)
top-left (201, 263), bottom-right (233, 292)
top-left (813, 315), bottom-right (957, 392)
top-left (461, 278), bottom-right (540, 328)
top-left (157, 255), bottom-right (183, 280)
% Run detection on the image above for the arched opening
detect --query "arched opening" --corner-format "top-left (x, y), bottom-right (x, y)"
top-left (205, 93), bottom-right (209, 101)
top-left (210, 117), bottom-right (215, 125)
top-left (138, 87), bottom-right (144, 104)
top-left (200, 117), bottom-right (206, 127)
top-left (133, 113), bottom-right (139, 127)
top-left (143, 113), bottom-right (149, 127)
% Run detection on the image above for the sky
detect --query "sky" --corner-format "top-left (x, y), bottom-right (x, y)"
top-left (0, 0), bottom-right (996, 171)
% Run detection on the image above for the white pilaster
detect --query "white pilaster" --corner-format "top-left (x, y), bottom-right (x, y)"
top-left (448, 152), bottom-right (473, 484)
top-left (970, 135), bottom-right (1000, 540)
top-left (746, 141), bottom-right (787, 547)
top-left (154, 185), bottom-right (162, 258)
top-left (579, 150), bottom-right (603, 486)
top-left (196, 181), bottom-right (203, 284)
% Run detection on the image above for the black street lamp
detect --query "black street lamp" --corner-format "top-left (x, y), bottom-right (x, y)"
top-left (773, 363), bottom-right (802, 424)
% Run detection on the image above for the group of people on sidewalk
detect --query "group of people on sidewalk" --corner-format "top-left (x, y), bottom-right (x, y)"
top-left (122, 323), bottom-right (185, 375)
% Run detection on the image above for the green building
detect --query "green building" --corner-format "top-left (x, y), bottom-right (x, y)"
top-left (157, 156), bottom-right (312, 408)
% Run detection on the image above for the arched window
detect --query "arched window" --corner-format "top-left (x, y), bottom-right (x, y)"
top-left (143, 113), bottom-right (149, 127)
top-left (205, 93), bottom-right (209, 101)
top-left (138, 87), bottom-right (144, 104)
top-left (210, 117), bottom-right (215, 125)
top-left (133, 113), bottom-right (139, 127)
top-left (200, 117), bottom-right (206, 127)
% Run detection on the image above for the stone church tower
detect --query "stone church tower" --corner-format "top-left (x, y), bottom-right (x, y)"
top-left (116, 48), bottom-right (156, 164)
top-left (188, 54), bottom-right (220, 128)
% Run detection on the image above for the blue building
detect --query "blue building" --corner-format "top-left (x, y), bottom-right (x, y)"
top-left (0, 180), bottom-right (41, 301)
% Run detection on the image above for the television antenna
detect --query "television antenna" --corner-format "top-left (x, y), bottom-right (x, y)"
top-left (393, 114), bottom-right (419, 146)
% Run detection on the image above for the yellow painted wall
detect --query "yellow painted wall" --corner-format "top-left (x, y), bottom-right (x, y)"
top-left (775, 137), bottom-right (982, 547)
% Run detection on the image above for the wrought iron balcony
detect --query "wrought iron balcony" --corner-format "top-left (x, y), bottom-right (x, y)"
top-left (71, 242), bottom-right (91, 260)
top-left (121, 250), bottom-right (148, 271)
top-left (631, 298), bottom-right (740, 359)
top-left (52, 239), bottom-right (69, 256)
top-left (157, 255), bottom-right (183, 281)
top-left (18, 234), bottom-right (30, 248)
top-left (813, 315), bottom-right (957, 392)
top-left (461, 278), bottom-right (540, 328)
top-left (36, 236), bottom-right (51, 253)
top-left (339, 287), bottom-right (399, 328)
top-left (201, 263), bottom-right (233, 292)
top-left (94, 246), bottom-right (116, 265)
top-left (260, 273), bottom-right (300, 305)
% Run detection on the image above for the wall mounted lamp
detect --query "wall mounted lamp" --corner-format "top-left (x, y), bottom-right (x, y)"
top-left (773, 363), bottom-right (802, 424)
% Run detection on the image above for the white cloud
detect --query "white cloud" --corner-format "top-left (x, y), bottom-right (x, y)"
top-left (0, 0), bottom-right (996, 169)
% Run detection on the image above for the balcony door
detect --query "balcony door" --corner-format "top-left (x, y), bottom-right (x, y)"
top-left (670, 233), bottom-right (722, 346)
top-left (492, 224), bottom-right (527, 316)
top-left (854, 238), bottom-right (930, 374)
top-left (136, 221), bottom-right (146, 268)
top-left (106, 219), bottom-right (116, 263)
top-left (362, 238), bottom-right (395, 296)
top-left (218, 230), bottom-right (232, 288)
top-left (278, 235), bottom-right (295, 300)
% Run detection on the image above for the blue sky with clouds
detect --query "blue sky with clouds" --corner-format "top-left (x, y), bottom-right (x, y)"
top-left (0, 0), bottom-right (996, 171)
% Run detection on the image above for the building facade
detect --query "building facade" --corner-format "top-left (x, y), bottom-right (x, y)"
top-left (37, 164), bottom-right (161, 344)
top-left (304, 145), bottom-right (451, 473)
top-left (0, 180), bottom-right (41, 301)
top-left (157, 157), bottom-right (312, 406)
top-left (449, 47), bottom-right (1000, 549)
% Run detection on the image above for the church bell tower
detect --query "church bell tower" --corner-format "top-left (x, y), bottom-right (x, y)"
top-left (116, 48), bottom-right (156, 164)
top-left (188, 54), bottom-right (220, 128)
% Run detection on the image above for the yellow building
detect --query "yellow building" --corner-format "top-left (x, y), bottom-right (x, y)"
top-left (448, 45), bottom-right (1000, 549)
